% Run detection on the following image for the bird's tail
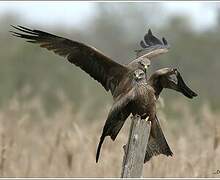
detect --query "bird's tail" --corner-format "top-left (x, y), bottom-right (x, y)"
top-left (144, 115), bottom-right (173, 163)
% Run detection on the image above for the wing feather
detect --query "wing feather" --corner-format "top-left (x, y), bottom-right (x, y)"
top-left (148, 68), bottom-right (198, 99)
top-left (96, 88), bottom-right (136, 162)
top-left (10, 25), bottom-right (128, 95)
top-left (144, 115), bottom-right (173, 162)
top-left (135, 29), bottom-right (170, 59)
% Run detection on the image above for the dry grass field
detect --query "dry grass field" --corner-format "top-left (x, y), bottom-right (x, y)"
top-left (0, 91), bottom-right (219, 178)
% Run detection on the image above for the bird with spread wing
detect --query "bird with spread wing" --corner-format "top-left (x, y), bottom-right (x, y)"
top-left (10, 26), bottom-right (197, 163)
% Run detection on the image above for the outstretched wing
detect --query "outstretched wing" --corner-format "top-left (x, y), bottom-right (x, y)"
top-left (148, 68), bottom-right (198, 99)
top-left (135, 29), bottom-right (170, 59)
top-left (96, 88), bottom-right (137, 162)
top-left (10, 25), bottom-right (128, 95)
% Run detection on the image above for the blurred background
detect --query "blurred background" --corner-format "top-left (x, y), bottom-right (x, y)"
top-left (0, 1), bottom-right (220, 178)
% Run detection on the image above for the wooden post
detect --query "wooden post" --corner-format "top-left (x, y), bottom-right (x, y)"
top-left (121, 116), bottom-right (151, 178)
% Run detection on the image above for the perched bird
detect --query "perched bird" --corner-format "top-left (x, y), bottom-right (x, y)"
top-left (96, 68), bottom-right (173, 163)
top-left (10, 26), bottom-right (197, 163)
top-left (96, 67), bottom-right (198, 163)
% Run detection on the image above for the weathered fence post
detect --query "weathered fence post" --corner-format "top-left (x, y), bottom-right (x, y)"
top-left (121, 116), bottom-right (151, 178)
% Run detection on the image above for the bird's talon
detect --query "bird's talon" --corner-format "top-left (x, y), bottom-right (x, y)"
top-left (145, 116), bottom-right (149, 122)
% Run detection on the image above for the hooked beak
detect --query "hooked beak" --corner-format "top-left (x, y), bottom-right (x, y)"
top-left (135, 75), bottom-right (141, 80)
top-left (144, 65), bottom-right (150, 73)
top-left (135, 74), bottom-right (143, 80)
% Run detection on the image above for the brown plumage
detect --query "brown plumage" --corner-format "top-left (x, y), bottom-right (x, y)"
top-left (96, 69), bottom-right (170, 163)
top-left (142, 68), bottom-right (197, 162)
top-left (10, 26), bottom-right (197, 163)
top-left (144, 115), bottom-right (172, 163)
top-left (10, 26), bottom-right (161, 93)
top-left (10, 25), bottom-right (129, 96)
top-left (148, 67), bottom-right (198, 99)
top-left (138, 36), bottom-right (197, 162)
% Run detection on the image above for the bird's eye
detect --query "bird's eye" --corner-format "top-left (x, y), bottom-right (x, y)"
top-left (139, 61), bottom-right (144, 66)
top-left (140, 72), bottom-right (145, 77)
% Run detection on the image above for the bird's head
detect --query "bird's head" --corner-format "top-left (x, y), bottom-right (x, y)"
top-left (138, 58), bottom-right (151, 73)
top-left (133, 69), bottom-right (146, 82)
